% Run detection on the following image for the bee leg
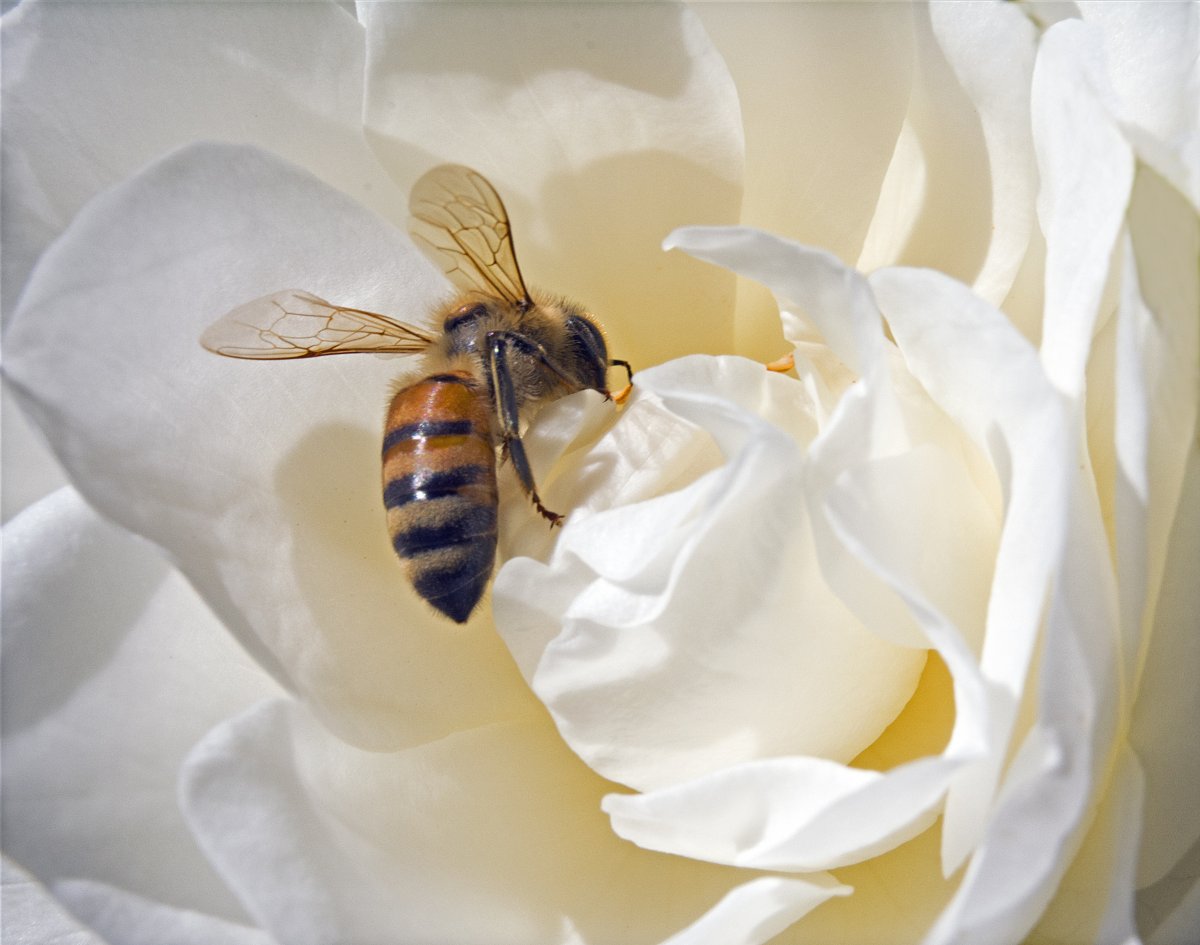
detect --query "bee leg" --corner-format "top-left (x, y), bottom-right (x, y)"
top-left (485, 331), bottom-right (564, 527)
top-left (766, 353), bottom-right (795, 373)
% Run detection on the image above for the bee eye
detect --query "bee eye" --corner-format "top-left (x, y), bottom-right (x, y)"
top-left (563, 314), bottom-right (609, 392)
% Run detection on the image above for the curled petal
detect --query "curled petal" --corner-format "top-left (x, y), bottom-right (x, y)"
top-left (659, 875), bottom-right (851, 945)
top-left (494, 356), bottom-right (926, 792)
top-left (182, 699), bottom-right (783, 945)
top-left (603, 753), bottom-right (965, 872)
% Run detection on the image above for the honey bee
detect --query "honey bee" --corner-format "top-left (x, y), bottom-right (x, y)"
top-left (201, 164), bottom-right (632, 623)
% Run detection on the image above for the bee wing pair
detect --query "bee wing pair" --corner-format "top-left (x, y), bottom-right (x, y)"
top-left (201, 165), bottom-right (528, 359)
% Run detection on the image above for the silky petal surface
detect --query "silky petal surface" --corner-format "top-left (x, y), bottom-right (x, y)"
top-left (1, 488), bottom-right (278, 923)
top-left (1078, 0), bottom-right (1200, 210)
top-left (1033, 18), bottom-right (1135, 400)
top-left (182, 698), bottom-right (780, 945)
top-left (603, 754), bottom-right (962, 873)
top-left (360, 2), bottom-right (743, 369)
top-left (691, 2), bottom-right (914, 359)
top-left (2, 143), bottom-right (537, 752)
top-left (0, 0), bottom-right (399, 321)
top-left (659, 876), bottom-right (850, 945)
top-left (53, 880), bottom-right (274, 945)
top-left (494, 356), bottom-right (926, 792)
top-left (870, 266), bottom-right (1072, 874)
top-left (1119, 167), bottom-right (1200, 890)
top-left (2, 858), bottom-right (107, 945)
top-left (860, 2), bottom-right (1038, 312)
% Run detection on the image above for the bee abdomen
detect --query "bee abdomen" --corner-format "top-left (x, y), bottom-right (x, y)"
top-left (382, 374), bottom-right (499, 623)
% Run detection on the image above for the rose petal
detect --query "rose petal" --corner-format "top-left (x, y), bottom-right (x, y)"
top-left (1033, 18), bottom-right (1135, 399)
top-left (359, 2), bottom-right (744, 368)
top-left (53, 880), bottom-right (273, 945)
top-left (1129, 437), bottom-right (1200, 889)
top-left (691, 3), bottom-right (915, 359)
top-left (3, 143), bottom-right (543, 753)
top-left (925, 460), bottom-right (1119, 944)
top-left (494, 356), bottom-right (926, 792)
top-left (925, 2), bottom-right (1038, 305)
top-left (603, 753), bottom-right (963, 872)
top-left (0, 0), bottom-right (399, 321)
top-left (1078, 1), bottom-right (1200, 211)
top-left (182, 699), bottom-right (775, 945)
top-left (869, 266), bottom-right (1074, 873)
top-left (1029, 745), bottom-right (1145, 944)
top-left (1, 391), bottom-right (67, 522)
top-left (861, 3), bottom-right (1037, 310)
top-left (665, 226), bottom-right (884, 377)
top-left (1116, 163), bottom-right (1200, 888)
top-left (658, 875), bottom-right (850, 945)
top-left (1, 488), bottom-right (277, 922)
top-left (1, 857), bottom-right (106, 945)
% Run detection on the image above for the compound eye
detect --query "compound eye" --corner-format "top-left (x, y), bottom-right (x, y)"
top-left (564, 314), bottom-right (609, 392)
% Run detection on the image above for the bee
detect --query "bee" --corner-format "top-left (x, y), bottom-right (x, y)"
top-left (201, 164), bottom-right (632, 624)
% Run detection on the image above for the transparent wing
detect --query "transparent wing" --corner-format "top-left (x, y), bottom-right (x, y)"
top-left (408, 164), bottom-right (531, 306)
top-left (201, 290), bottom-right (437, 360)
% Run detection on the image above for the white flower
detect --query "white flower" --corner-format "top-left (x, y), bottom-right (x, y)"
top-left (3, 3), bottom-right (1197, 945)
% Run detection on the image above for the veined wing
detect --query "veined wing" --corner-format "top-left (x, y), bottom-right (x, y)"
top-left (408, 164), bottom-right (531, 307)
top-left (201, 290), bottom-right (437, 360)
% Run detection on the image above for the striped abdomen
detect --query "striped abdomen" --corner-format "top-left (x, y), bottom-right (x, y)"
top-left (382, 372), bottom-right (499, 623)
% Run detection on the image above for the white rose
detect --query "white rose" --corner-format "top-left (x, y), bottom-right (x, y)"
top-left (3, 3), bottom-right (1197, 944)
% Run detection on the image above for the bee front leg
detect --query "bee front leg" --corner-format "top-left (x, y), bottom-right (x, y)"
top-left (485, 332), bottom-right (564, 527)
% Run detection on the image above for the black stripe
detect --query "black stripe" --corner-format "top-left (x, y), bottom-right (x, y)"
top-left (414, 536), bottom-right (497, 624)
top-left (384, 465), bottom-right (490, 509)
top-left (424, 373), bottom-right (474, 385)
top-left (382, 418), bottom-right (475, 455)
top-left (392, 505), bottom-right (497, 557)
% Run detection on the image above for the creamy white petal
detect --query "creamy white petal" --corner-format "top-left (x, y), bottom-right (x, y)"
top-left (869, 266), bottom-right (1073, 873)
top-left (658, 875), bottom-right (851, 945)
top-left (603, 754), bottom-right (963, 872)
top-left (182, 699), bottom-right (775, 945)
top-left (359, 2), bottom-right (744, 368)
top-left (691, 3), bottom-right (915, 359)
top-left (1, 391), bottom-right (67, 522)
top-left (665, 226), bottom-right (884, 377)
top-left (2, 144), bottom-right (536, 752)
top-left (925, 457), bottom-right (1120, 944)
top-left (53, 880), bottom-right (273, 945)
top-left (0, 0), bottom-right (399, 321)
top-left (1118, 164), bottom-right (1200, 888)
top-left (1033, 18), bottom-right (1135, 399)
top-left (1, 488), bottom-right (278, 923)
top-left (1129, 438), bottom-right (1200, 890)
top-left (494, 356), bottom-right (925, 792)
top-left (1, 857), bottom-right (107, 945)
top-left (1078, 1), bottom-right (1200, 211)
top-left (859, 3), bottom-right (1038, 310)
top-left (926, 2), bottom-right (1038, 306)
top-left (1029, 745), bottom-right (1145, 945)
